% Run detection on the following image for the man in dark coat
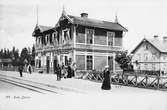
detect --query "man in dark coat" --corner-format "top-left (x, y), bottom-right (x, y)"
top-left (57, 64), bottom-right (61, 80)
top-left (101, 65), bottom-right (111, 90)
top-left (18, 64), bottom-right (23, 77)
top-left (67, 64), bottom-right (72, 78)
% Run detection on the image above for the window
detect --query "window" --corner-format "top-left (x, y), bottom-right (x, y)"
top-left (76, 55), bottom-right (85, 70)
top-left (45, 34), bottom-right (49, 44)
top-left (152, 54), bottom-right (156, 60)
top-left (87, 55), bottom-right (93, 70)
top-left (144, 53), bottom-right (148, 61)
top-left (50, 34), bottom-right (53, 44)
top-left (152, 64), bottom-right (156, 71)
top-left (144, 64), bottom-right (148, 70)
top-left (137, 54), bottom-right (141, 61)
top-left (53, 32), bottom-right (58, 45)
top-left (145, 44), bottom-right (149, 50)
top-left (62, 29), bottom-right (70, 44)
top-left (107, 32), bottom-right (115, 46)
top-left (86, 29), bottom-right (93, 44)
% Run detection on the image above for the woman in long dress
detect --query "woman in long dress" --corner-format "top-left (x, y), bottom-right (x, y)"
top-left (101, 65), bottom-right (111, 90)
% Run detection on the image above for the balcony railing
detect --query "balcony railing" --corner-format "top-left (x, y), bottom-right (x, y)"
top-left (75, 43), bottom-right (122, 51)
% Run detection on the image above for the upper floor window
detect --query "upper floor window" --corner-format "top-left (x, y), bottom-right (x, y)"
top-left (144, 44), bottom-right (149, 50)
top-left (52, 32), bottom-right (58, 44)
top-left (86, 29), bottom-right (93, 44)
top-left (152, 64), bottom-right (156, 70)
top-left (107, 32), bottom-right (115, 46)
top-left (144, 63), bottom-right (148, 70)
top-left (137, 53), bottom-right (141, 61)
top-left (62, 29), bottom-right (70, 44)
top-left (152, 54), bottom-right (156, 60)
top-left (45, 34), bottom-right (49, 44)
top-left (144, 53), bottom-right (148, 61)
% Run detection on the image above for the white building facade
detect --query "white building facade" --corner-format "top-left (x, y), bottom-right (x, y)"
top-left (131, 36), bottom-right (167, 76)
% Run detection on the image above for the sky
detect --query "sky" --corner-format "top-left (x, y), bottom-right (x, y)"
top-left (0, 0), bottom-right (167, 52)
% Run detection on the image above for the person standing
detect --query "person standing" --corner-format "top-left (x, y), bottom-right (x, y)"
top-left (27, 64), bottom-right (32, 74)
top-left (18, 64), bottom-right (23, 77)
top-left (101, 65), bottom-right (111, 90)
top-left (57, 64), bottom-right (61, 80)
top-left (67, 64), bottom-right (72, 78)
top-left (71, 63), bottom-right (76, 78)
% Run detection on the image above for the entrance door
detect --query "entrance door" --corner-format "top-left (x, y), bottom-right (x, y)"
top-left (46, 57), bottom-right (50, 73)
top-left (53, 57), bottom-right (58, 73)
top-left (108, 56), bottom-right (113, 72)
top-left (65, 56), bottom-right (68, 66)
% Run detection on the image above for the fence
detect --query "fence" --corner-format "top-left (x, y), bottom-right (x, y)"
top-left (85, 70), bottom-right (167, 90)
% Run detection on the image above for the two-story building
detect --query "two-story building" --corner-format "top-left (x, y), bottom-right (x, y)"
top-left (32, 10), bottom-right (128, 74)
top-left (131, 36), bottom-right (167, 75)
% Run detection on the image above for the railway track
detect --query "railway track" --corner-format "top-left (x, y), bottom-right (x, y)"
top-left (0, 74), bottom-right (86, 94)
top-left (0, 77), bottom-right (59, 94)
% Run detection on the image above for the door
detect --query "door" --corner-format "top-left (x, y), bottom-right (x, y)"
top-left (46, 56), bottom-right (50, 73)
top-left (53, 57), bottom-right (58, 73)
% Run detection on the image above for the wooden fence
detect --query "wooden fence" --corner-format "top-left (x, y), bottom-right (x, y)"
top-left (86, 70), bottom-right (167, 90)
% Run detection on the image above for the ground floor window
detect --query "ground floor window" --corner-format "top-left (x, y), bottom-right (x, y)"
top-left (94, 56), bottom-right (107, 71)
top-left (76, 55), bottom-right (85, 70)
top-left (87, 55), bottom-right (93, 70)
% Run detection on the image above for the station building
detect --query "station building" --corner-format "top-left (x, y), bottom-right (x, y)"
top-left (32, 10), bottom-right (128, 74)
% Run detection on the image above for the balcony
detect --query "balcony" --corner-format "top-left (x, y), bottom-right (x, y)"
top-left (75, 43), bottom-right (122, 52)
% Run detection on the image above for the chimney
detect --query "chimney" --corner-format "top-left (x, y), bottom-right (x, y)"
top-left (163, 36), bottom-right (167, 43)
top-left (80, 13), bottom-right (88, 18)
top-left (153, 35), bottom-right (158, 39)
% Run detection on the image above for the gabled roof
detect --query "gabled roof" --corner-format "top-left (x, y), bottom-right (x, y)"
top-left (131, 38), bottom-right (167, 54)
top-left (67, 15), bottom-right (128, 32)
top-left (32, 25), bottom-right (54, 36)
top-left (37, 25), bottom-right (53, 32)
top-left (147, 38), bottom-right (167, 53)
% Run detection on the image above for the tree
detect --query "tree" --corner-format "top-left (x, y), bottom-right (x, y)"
top-left (20, 47), bottom-right (30, 65)
top-left (11, 47), bottom-right (20, 66)
top-left (115, 50), bottom-right (133, 71)
top-left (0, 49), bottom-right (3, 58)
top-left (31, 45), bottom-right (35, 66)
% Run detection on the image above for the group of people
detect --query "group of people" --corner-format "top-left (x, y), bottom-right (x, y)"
top-left (17, 61), bottom-right (111, 90)
top-left (54, 63), bottom-right (77, 81)
top-left (18, 63), bottom-right (32, 77)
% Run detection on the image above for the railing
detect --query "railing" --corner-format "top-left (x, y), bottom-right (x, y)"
top-left (84, 70), bottom-right (167, 90)
top-left (75, 44), bottom-right (122, 51)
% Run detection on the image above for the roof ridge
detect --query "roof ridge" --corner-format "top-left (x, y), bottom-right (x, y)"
top-left (68, 14), bottom-right (115, 24)
top-left (38, 25), bottom-right (53, 28)
top-left (67, 14), bottom-right (128, 31)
